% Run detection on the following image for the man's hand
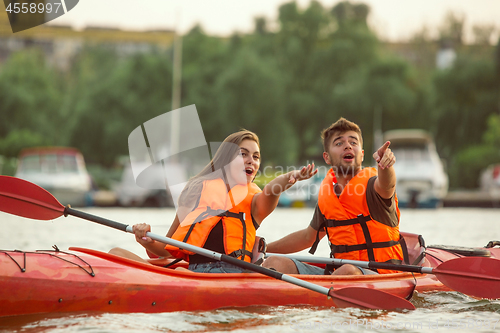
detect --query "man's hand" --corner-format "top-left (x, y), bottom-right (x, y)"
top-left (373, 141), bottom-right (396, 169)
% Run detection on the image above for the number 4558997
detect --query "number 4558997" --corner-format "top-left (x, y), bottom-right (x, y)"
top-left (6, 2), bottom-right (62, 14)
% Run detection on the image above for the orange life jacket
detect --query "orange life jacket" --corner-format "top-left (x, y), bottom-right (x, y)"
top-left (311, 167), bottom-right (405, 274)
top-left (165, 179), bottom-right (261, 263)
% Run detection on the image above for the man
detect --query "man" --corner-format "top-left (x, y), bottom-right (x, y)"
top-left (262, 117), bottom-right (405, 275)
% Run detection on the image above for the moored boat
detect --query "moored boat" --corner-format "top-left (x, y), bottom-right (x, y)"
top-left (14, 147), bottom-right (93, 207)
top-left (1, 233), bottom-right (498, 318)
top-left (384, 130), bottom-right (449, 208)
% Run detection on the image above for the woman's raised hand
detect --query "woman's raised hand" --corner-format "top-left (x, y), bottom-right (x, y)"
top-left (288, 163), bottom-right (318, 184)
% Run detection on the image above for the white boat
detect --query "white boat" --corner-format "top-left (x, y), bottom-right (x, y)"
top-left (384, 130), bottom-right (449, 208)
top-left (480, 164), bottom-right (500, 200)
top-left (113, 160), bottom-right (186, 208)
top-left (14, 147), bottom-right (93, 207)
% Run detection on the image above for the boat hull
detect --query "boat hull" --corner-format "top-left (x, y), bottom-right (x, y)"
top-left (0, 248), bottom-right (418, 317)
top-left (0, 244), bottom-right (498, 318)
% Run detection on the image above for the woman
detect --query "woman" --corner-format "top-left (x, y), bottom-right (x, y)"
top-left (110, 130), bottom-right (316, 273)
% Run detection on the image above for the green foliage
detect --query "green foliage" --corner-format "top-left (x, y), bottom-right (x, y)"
top-left (449, 145), bottom-right (500, 189)
top-left (447, 113), bottom-right (500, 189)
top-left (214, 47), bottom-right (295, 164)
top-left (181, 26), bottom-right (231, 141)
top-left (86, 163), bottom-right (123, 190)
top-left (331, 58), bottom-right (424, 155)
top-left (496, 36), bottom-right (500, 79)
top-left (432, 57), bottom-right (498, 161)
top-left (67, 50), bottom-right (173, 166)
top-left (0, 156), bottom-right (18, 176)
top-left (0, 49), bottom-right (63, 144)
top-left (483, 114), bottom-right (500, 146)
top-left (438, 11), bottom-right (465, 46)
top-left (0, 129), bottom-right (48, 158)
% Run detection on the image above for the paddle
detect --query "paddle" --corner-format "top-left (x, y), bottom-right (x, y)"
top-left (0, 175), bottom-right (414, 311)
top-left (267, 253), bottom-right (500, 299)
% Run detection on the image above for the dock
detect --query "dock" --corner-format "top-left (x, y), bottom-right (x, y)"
top-left (443, 190), bottom-right (500, 208)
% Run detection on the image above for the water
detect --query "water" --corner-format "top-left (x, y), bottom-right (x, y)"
top-left (1, 207), bottom-right (500, 332)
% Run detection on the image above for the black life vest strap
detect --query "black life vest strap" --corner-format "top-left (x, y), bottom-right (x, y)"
top-left (309, 214), bottom-right (371, 255)
top-left (357, 215), bottom-right (376, 261)
top-left (331, 240), bottom-right (401, 254)
top-left (181, 207), bottom-right (227, 243)
top-left (182, 207), bottom-right (251, 261)
top-left (224, 211), bottom-right (249, 261)
top-left (384, 258), bottom-right (404, 265)
top-left (227, 249), bottom-right (253, 260)
top-left (224, 211), bottom-right (245, 220)
top-left (309, 223), bottom-right (323, 255)
top-left (323, 214), bottom-right (372, 228)
top-left (309, 215), bottom-right (372, 255)
top-left (162, 258), bottom-right (183, 268)
top-left (411, 235), bottom-right (427, 265)
top-left (398, 234), bottom-right (410, 265)
top-left (314, 214), bottom-right (403, 266)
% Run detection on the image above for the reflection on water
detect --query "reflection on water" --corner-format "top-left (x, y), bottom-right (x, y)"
top-left (3, 297), bottom-right (500, 333)
top-left (1, 207), bottom-right (500, 332)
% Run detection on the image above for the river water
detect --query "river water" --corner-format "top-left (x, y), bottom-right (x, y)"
top-left (1, 207), bottom-right (500, 332)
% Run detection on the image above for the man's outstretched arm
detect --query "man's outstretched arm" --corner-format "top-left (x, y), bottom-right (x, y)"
top-left (267, 225), bottom-right (325, 254)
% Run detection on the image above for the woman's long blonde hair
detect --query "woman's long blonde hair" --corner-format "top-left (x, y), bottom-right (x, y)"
top-left (177, 130), bottom-right (260, 210)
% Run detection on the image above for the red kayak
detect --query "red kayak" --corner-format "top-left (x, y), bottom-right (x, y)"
top-left (1, 176), bottom-right (499, 317)
top-left (1, 232), bottom-right (498, 318)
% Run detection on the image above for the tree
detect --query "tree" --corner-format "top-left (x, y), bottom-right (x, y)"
top-left (472, 24), bottom-right (496, 46)
top-left (272, 0), bottom-right (380, 163)
top-left (0, 129), bottom-right (49, 158)
top-left (330, 57), bottom-right (423, 155)
top-left (213, 47), bottom-right (294, 165)
top-left (68, 50), bottom-right (173, 165)
top-left (496, 36), bottom-right (500, 81)
top-left (0, 49), bottom-right (63, 146)
top-left (432, 57), bottom-right (498, 161)
top-left (449, 114), bottom-right (500, 188)
top-left (180, 25), bottom-right (233, 143)
top-left (438, 11), bottom-right (465, 47)
top-left (483, 114), bottom-right (500, 148)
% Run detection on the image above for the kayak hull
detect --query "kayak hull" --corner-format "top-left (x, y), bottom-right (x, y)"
top-left (0, 248), bottom-right (418, 317)
top-left (1, 243), bottom-right (498, 318)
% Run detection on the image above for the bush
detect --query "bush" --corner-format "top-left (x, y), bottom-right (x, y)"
top-left (0, 129), bottom-right (49, 158)
top-left (449, 145), bottom-right (500, 189)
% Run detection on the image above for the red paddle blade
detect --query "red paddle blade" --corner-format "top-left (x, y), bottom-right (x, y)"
top-left (434, 257), bottom-right (500, 299)
top-left (0, 176), bottom-right (65, 220)
top-left (329, 287), bottom-right (415, 310)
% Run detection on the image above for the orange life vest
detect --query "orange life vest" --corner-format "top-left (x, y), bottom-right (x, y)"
top-left (165, 179), bottom-right (261, 263)
top-left (312, 167), bottom-right (405, 274)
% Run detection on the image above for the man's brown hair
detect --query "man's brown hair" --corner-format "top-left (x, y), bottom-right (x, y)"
top-left (321, 117), bottom-right (363, 152)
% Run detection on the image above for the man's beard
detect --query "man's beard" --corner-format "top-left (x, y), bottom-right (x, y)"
top-left (330, 159), bottom-right (362, 178)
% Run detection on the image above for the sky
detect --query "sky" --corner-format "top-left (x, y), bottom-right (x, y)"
top-left (50, 0), bottom-right (500, 43)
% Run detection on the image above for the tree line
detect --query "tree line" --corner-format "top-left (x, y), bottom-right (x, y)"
top-left (0, 1), bottom-right (499, 189)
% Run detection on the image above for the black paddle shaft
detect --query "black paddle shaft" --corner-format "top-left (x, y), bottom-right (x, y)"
top-left (268, 254), bottom-right (427, 274)
top-left (220, 254), bottom-right (284, 279)
top-left (366, 261), bottom-right (423, 273)
top-left (65, 207), bottom-right (128, 232)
